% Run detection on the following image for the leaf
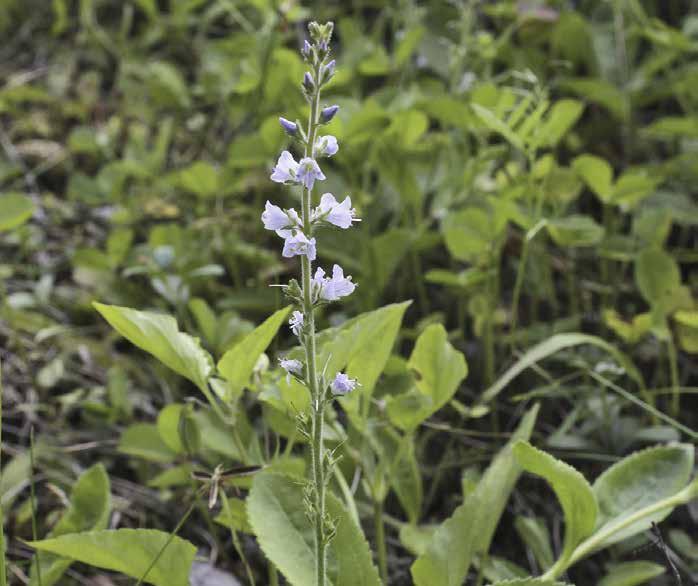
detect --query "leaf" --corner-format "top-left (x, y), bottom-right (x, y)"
top-left (591, 444), bottom-right (694, 548)
top-left (214, 497), bottom-right (253, 534)
top-left (118, 423), bottom-right (177, 463)
top-left (514, 516), bottom-right (554, 571)
top-left (560, 78), bottom-right (629, 121)
top-left (93, 303), bottom-right (213, 394)
top-left (513, 441), bottom-right (598, 572)
top-left (411, 405), bottom-right (539, 586)
top-left (217, 306), bottom-right (291, 396)
top-left (597, 561), bottom-right (665, 586)
top-left (546, 215), bottom-right (605, 247)
top-left (27, 529), bottom-right (196, 586)
top-left (472, 103), bottom-right (524, 151)
top-left (442, 207), bottom-right (508, 264)
top-left (572, 155), bottom-right (614, 203)
top-left (491, 578), bottom-right (566, 586)
top-left (247, 471), bottom-right (381, 586)
top-left (480, 333), bottom-right (644, 404)
top-left (537, 99), bottom-right (584, 147)
top-left (387, 324), bottom-right (468, 431)
top-left (177, 161), bottom-right (220, 198)
top-left (0, 192), bottom-right (35, 231)
top-left (635, 248), bottom-right (682, 314)
top-left (30, 464), bottom-right (111, 586)
top-left (157, 404), bottom-right (185, 454)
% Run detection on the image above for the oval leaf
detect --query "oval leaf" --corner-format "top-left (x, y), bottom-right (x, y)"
top-left (28, 529), bottom-right (196, 586)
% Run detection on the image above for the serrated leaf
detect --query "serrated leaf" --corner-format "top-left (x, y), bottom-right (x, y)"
top-left (93, 303), bottom-right (213, 394)
top-left (28, 529), bottom-right (196, 586)
top-left (30, 464), bottom-right (111, 586)
top-left (217, 306), bottom-right (291, 396)
top-left (411, 405), bottom-right (539, 586)
top-left (247, 471), bottom-right (381, 586)
top-left (591, 444), bottom-right (694, 547)
top-left (513, 441), bottom-right (598, 573)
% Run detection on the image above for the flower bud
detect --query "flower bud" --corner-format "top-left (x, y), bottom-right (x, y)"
top-left (279, 117), bottom-right (298, 136)
top-left (320, 104), bottom-right (339, 124)
top-left (301, 39), bottom-right (312, 60)
top-left (302, 72), bottom-right (315, 94)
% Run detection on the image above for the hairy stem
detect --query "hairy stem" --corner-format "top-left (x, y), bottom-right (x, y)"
top-left (301, 67), bottom-right (327, 586)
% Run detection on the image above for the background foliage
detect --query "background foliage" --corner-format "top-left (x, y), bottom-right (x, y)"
top-left (1, 0), bottom-right (697, 584)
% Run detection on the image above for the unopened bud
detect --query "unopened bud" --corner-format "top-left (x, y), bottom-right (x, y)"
top-left (279, 117), bottom-right (298, 136)
top-left (320, 105), bottom-right (339, 124)
top-left (302, 71), bottom-right (315, 93)
top-left (301, 39), bottom-right (312, 59)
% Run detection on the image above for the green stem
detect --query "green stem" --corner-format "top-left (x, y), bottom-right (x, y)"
top-left (268, 561), bottom-right (279, 586)
top-left (221, 493), bottom-right (256, 586)
top-left (29, 428), bottom-right (42, 586)
top-left (373, 499), bottom-right (388, 584)
top-left (666, 335), bottom-right (680, 418)
top-left (0, 361), bottom-right (6, 586)
top-left (302, 64), bottom-right (327, 586)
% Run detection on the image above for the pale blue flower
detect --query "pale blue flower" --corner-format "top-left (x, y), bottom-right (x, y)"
top-left (271, 151), bottom-right (300, 184)
top-left (323, 60), bottom-right (336, 78)
top-left (302, 40), bottom-right (312, 59)
top-left (312, 193), bottom-right (357, 229)
top-left (262, 201), bottom-right (301, 237)
top-left (279, 357), bottom-right (303, 383)
top-left (331, 372), bottom-right (359, 396)
top-left (289, 311), bottom-right (304, 337)
top-left (313, 264), bottom-right (356, 301)
top-left (320, 105), bottom-right (339, 124)
top-left (315, 135), bottom-right (338, 157)
top-left (296, 157), bottom-right (326, 190)
top-left (283, 232), bottom-right (317, 260)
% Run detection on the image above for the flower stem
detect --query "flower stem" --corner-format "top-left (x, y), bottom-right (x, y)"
top-left (373, 499), bottom-right (388, 583)
top-left (301, 65), bottom-right (327, 586)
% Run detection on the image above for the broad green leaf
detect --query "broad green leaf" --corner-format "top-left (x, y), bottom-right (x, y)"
top-left (598, 561), bottom-right (665, 586)
top-left (176, 161), bottom-right (220, 198)
top-left (118, 423), bottom-right (176, 463)
top-left (30, 464), bottom-right (111, 586)
top-left (387, 324), bottom-right (467, 431)
top-left (572, 155), bottom-right (614, 203)
top-left (247, 471), bottom-right (381, 586)
top-left (603, 310), bottom-right (652, 345)
top-left (93, 303), bottom-right (213, 393)
top-left (217, 306), bottom-right (291, 396)
top-left (561, 78), bottom-right (629, 121)
top-left (28, 529), bottom-right (196, 586)
top-left (443, 207), bottom-right (508, 264)
top-left (480, 333), bottom-right (644, 404)
top-left (157, 404), bottom-right (185, 454)
top-left (411, 405), bottom-right (539, 586)
top-left (611, 170), bottom-right (659, 208)
top-left (214, 496), bottom-right (253, 534)
top-left (675, 310), bottom-right (698, 353)
top-left (546, 215), bottom-right (605, 247)
top-left (0, 193), bottom-right (35, 231)
top-left (513, 441), bottom-right (598, 572)
top-left (591, 444), bottom-right (694, 547)
top-left (635, 248), bottom-right (682, 314)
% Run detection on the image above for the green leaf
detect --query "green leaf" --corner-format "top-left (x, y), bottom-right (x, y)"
top-left (118, 423), bottom-right (176, 463)
top-left (411, 405), bottom-right (539, 586)
top-left (30, 464), bottom-right (111, 586)
top-left (443, 207), bottom-right (508, 264)
top-left (157, 404), bottom-right (185, 454)
top-left (546, 215), bottom-right (605, 247)
top-left (591, 444), bottom-right (694, 548)
top-left (472, 103), bottom-right (524, 152)
top-left (247, 471), bottom-right (381, 586)
top-left (387, 324), bottom-right (467, 431)
top-left (597, 561), bottom-right (665, 586)
top-left (560, 78), bottom-right (629, 121)
top-left (28, 529), bottom-right (196, 586)
top-left (513, 441), bottom-right (598, 572)
top-left (514, 516), bottom-right (554, 571)
top-left (635, 248), bottom-right (682, 314)
top-left (491, 578), bottom-right (566, 586)
top-left (176, 161), bottom-right (220, 198)
top-left (572, 155), bottom-right (614, 203)
top-left (537, 99), bottom-right (584, 147)
top-left (480, 333), bottom-right (644, 404)
top-left (93, 303), bottom-right (213, 393)
top-left (0, 193), bottom-right (35, 231)
top-left (217, 306), bottom-right (291, 397)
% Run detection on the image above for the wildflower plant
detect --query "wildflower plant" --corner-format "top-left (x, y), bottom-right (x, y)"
top-left (265, 21), bottom-right (359, 585)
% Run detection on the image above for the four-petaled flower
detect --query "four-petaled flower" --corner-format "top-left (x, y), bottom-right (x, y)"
top-left (261, 201), bottom-right (302, 237)
top-left (315, 135), bottom-right (338, 157)
top-left (282, 232), bottom-right (317, 260)
top-left (289, 311), bottom-right (304, 337)
top-left (312, 193), bottom-right (357, 229)
top-left (331, 372), bottom-right (359, 396)
top-left (279, 358), bottom-right (303, 383)
top-left (296, 157), bottom-right (326, 190)
top-left (313, 264), bottom-right (356, 301)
